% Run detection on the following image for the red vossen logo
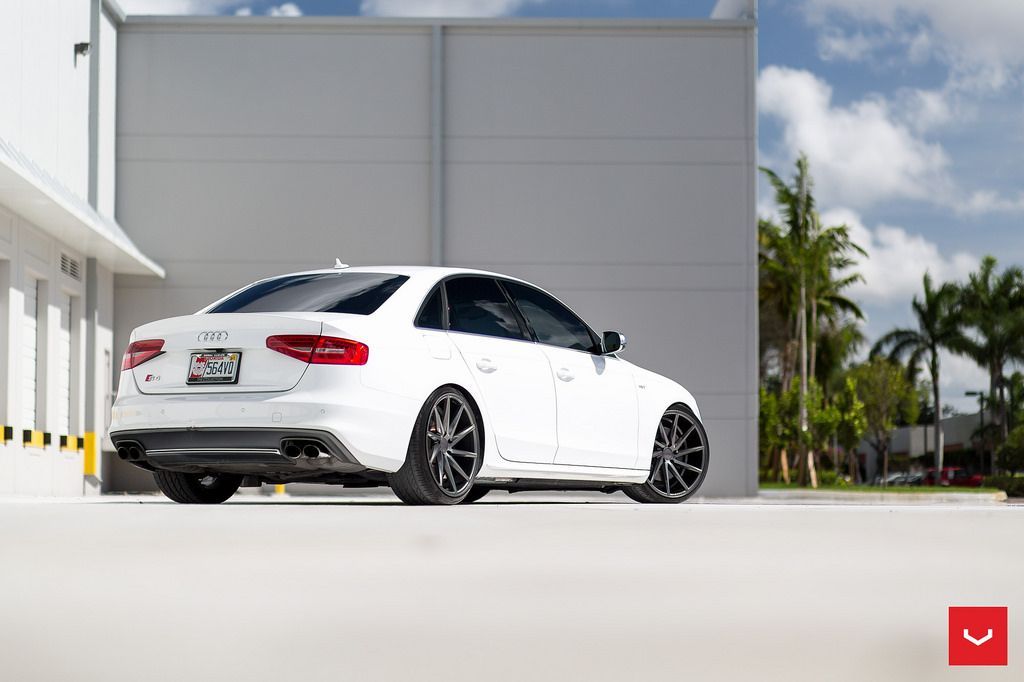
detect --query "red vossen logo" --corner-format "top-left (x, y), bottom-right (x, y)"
top-left (948, 606), bottom-right (1007, 666)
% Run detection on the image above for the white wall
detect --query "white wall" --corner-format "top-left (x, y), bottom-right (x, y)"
top-left (0, 205), bottom-right (88, 496)
top-left (0, 0), bottom-right (121, 496)
top-left (96, 6), bottom-right (119, 218)
top-left (115, 18), bottom-right (758, 496)
top-left (0, 0), bottom-right (91, 197)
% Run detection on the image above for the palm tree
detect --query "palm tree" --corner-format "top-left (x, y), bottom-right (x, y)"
top-left (761, 155), bottom-right (816, 484)
top-left (871, 273), bottom-right (964, 477)
top-left (956, 256), bottom-right (1024, 445)
top-left (805, 215), bottom-right (866, 383)
top-left (761, 154), bottom-right (866, 486)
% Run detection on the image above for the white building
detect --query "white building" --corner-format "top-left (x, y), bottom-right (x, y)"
top-left (0, 0), bottom-right (163, 496)
top-left (2, 5), bottom-right (758, 497)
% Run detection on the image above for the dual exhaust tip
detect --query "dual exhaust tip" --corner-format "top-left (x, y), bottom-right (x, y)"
top-left (281, 439), bottom-right (326, 460)
top-left (116, 443), bottom-right (143, 461)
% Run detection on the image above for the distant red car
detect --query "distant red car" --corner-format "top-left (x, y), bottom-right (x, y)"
top-left (923, 467), bottom-right (984, 487)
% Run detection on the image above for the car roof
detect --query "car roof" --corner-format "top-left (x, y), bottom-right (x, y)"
top-left (270, 264), bottom-right (524, 284)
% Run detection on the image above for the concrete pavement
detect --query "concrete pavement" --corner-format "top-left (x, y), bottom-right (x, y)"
top-left (0, 492), bottom-right (1021, 681)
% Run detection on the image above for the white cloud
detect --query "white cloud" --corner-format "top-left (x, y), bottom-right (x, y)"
top-left (360, 0), bottom-right (544, 17)
top-left (759, 66), bottom-right (953, 208)
top-left (801, 0), bottom-right (1024, 93)
top-left (267, 2), bottom-right (302, 16)
top-left (820, 207), bottom-right (978, 306)
top-left (817, 29), bottom-right (878, 62)
top-left (234, 6), bottom-right (252, 15)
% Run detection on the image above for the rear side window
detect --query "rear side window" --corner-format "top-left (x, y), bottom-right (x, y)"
top-left (445, 277), bottom-right (528, 341)
top-left (415, 286), bottom-right (445, 330)
top-left (208, 273), bottom-right (408, 315)
top-left (503, 281), bottom-right (600, 353)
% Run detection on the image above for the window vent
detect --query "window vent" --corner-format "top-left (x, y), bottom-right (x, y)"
top-left (60, 253), bottom-right (82, 281)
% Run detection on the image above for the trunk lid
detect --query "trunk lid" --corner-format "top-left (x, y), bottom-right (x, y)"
top-left (130, 313), bottom-right (323, 394)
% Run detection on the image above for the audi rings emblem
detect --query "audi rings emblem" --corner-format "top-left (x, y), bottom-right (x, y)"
top-left (197, 331), bottom-right (229, 343)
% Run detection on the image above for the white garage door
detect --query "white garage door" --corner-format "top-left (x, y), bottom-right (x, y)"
top-left (22, 278), bottom-right (39, 432)
top-left (56, 294), bottom-right (72, 436)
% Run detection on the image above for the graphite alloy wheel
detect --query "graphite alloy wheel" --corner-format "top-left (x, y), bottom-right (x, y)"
top-left (388, 387), bottom-right (483, 505)
top-left (623, 405), bottom-right (709, 504)
top-left (153, 470), bottom-right (243, 504)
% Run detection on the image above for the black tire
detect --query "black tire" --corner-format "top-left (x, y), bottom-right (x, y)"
top-left (459, 487), bottom-right (491, 504)
top-left (388, 386), bottom-right (483, 505)
top-left (153, 470), bottom-right (243, 504)
top-left (623, 404), bottom-right (709, 504)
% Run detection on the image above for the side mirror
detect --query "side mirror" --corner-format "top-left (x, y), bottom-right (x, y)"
top-left (602, 331), bottom-right (626, 355)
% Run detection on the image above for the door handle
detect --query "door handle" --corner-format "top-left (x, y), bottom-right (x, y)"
top-left (556, 368), bottom-right (574, 382)
top-left (475, 358), bottom-right (498, 373)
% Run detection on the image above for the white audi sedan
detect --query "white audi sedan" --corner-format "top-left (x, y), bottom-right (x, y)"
top-left (110, 265), bottom-right (708, 505)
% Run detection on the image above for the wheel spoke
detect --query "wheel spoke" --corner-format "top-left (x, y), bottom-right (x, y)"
top-left (449, 403), bottom-right (466, 433)
top-left (450, 424), bottom-right (476, 446)
top-left (443, 397), bottom-right (453, 436)
top-left (446, 454), bottom-right (471, 482)
top-left (442, 457), bottom-right (458, 493)
top-left (658, 422), bottom-right (670, 448)
top-left (666, 461), bottom-right (691, 491)
top-left (672, 424), bottom-right (696, 451)
top-left (436, 445), bottom-right (446, 483)
top-left (449, 448), bottom-right (477, 459)
top-left (431, 406), bottom-right (445, 434)
top-left (677, 445), bottom-right (704, 456)
top-left (672, 460), bottom-right (702, 474)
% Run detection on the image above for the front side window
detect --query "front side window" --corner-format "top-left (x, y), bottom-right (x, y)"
top-left (444, 277), bottom-right (528, 341)
top-left (503, 281), bottom-right (599, 353)
top-left (208, 273), bottom-right (408, 315)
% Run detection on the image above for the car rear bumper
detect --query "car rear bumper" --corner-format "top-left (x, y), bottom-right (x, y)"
top-left (110, 427), bottom-right (363, 472)
top-left (110, 370), bottom-right (420, 472)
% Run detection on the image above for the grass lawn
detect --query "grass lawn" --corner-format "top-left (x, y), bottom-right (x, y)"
top-left (759, 482), bottom-right (1004, 494)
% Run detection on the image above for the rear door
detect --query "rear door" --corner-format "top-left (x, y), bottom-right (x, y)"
top-left (444, 277), bottom-right (557, 465)
top-left (502, 281), bottom-right (639, 469)
top-left (131, 313), bottom-right (322, 394)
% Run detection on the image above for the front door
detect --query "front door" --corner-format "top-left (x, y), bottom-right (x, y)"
top-left (501, 280), bottom-right (639, 469)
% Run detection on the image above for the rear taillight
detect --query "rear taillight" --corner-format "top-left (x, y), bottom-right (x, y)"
top-left (266, 335), bottom-right (369, 366)
top-left (121, 339), bottom-right (165, 370)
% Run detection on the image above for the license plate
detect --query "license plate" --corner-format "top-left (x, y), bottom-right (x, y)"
top-left (187, 352), bottom-right (241, 384)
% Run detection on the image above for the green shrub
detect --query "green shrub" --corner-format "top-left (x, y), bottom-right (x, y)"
top-left (983, 475), bottom-right (1024, 498)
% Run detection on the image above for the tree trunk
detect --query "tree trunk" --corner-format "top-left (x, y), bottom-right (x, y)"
top-left (932, 359), bottom-right (943, 479)
top-left (848, 447), bottom-right (858, 483)
top-left (881, 442), bottom-right (890, 488)
top-left (809, 296), bottom-right (818, 384)
top-left (780, 447), bottom-right (790, 484)
top-left (798, 272), bottom-right (808, 487)
top-left (808, 448), bottom-right (818, 488)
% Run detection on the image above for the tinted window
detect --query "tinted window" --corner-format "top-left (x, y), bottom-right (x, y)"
top-left (504, 281), bottom-right (599, 353)
top-left (445, 277), bottom-right (528, 340)
top-left (208, 273), bottom-right (408, 315)
top-left (415, 286), bottom-right (444, 330)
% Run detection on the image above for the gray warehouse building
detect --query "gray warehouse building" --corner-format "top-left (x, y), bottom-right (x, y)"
top-left (2, 5), bottom-right (757, 498)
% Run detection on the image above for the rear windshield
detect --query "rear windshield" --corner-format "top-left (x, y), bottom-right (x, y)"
top-left (208, 273), bottom-right (409, 315)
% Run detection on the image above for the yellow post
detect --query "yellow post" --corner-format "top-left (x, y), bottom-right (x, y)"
top-left (83, 432), bottom-right (98, 476)
top-left (274, 484), bottom-right (286, 496)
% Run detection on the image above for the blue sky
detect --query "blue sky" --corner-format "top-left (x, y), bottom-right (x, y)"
top-left (121, 0), bottom-right (1024, 410)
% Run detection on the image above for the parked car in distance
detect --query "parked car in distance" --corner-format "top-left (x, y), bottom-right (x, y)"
top-left (922, 467), bottom-right (984, 487)
top-left (110, 265), bottom-right (709, 505)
